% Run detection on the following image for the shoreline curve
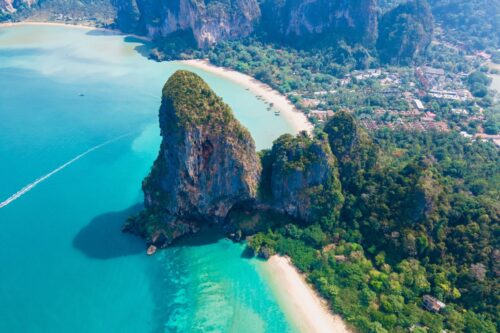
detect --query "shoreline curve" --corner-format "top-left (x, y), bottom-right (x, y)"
top-left (261, 255), bottom-right (352, 333)
top-left (179, 59), bottom-right (314, 134)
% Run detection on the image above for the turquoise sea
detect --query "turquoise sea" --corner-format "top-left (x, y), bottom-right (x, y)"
top-left (0, 25), bottom-right (299, 333)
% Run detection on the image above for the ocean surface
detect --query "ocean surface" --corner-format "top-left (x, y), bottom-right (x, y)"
top-left (0, 25), bottom-right (299, 333)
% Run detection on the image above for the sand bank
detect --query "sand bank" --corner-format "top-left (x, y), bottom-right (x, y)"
top-left (180, 59), bottom-right (313, 133)
top-left (263, 256), bottom-right (351, 333)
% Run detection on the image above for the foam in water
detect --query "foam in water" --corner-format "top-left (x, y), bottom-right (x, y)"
top-left (0, 133), bottom-right (132, 209)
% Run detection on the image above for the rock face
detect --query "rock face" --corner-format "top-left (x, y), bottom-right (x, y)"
top-left (115, 0), bottom-right (261, 48)
top-left (0, 0), bottom-right (36, 14)
top-left (400, 158), bottom-right (448, 224)
top-left (142, 70), bottom-right (260, 227)
top-left (377, 0), bottom-right (434, 64)
top-left (323, 111), bottom-right (378, 194)
top-left (262, 131), bottom-right (344, 223)
top-left (0, 0), bottom-right (15, 14)
top-left (126, 71), bottom-right (346, 246)
top-left (260, 0), bottom-right (378, 46)
top-left (113, 0), bottom-right (380, 49)
top-left (2, 0), bottom-right (433, 65)
top-left (1, 0), bottom-right (115, 24)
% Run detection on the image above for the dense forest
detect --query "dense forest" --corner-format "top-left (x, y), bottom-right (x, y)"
top-left (380, 0), bottom-right (500, 51)
top-left (430, 0), bottom-right (500, 51)
top-left (245, 112), bottom-right (499, 333)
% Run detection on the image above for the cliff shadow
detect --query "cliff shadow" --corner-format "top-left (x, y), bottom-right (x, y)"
top-left (168, 225), bottom-right (255, 259)
top-left (169, 225), bottom-right (226, 248)
top-left (123, 36), bottom-right (153, 59)
top-left (240, 245), bottom-right (255, 259)
top-left (73, 203), bottom-right (146, 259)
top-left (85, 29), bottom-right (124, 38)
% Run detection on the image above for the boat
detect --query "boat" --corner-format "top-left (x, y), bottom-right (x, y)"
top-left (146, 245), bottom-right (157, 255)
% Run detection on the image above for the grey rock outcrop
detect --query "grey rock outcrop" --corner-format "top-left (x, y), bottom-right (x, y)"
top-left (260, 0), bottom-right (378, 46)
top-left (264, 131), bottom-right (344, 223)
top-left (115, 0), bottom-right (261, 47)
top-left (143, 70), bottom-right (260, 224)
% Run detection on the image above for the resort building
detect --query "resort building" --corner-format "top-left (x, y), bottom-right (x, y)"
top-left (422, 295), bottom-right (446, 313)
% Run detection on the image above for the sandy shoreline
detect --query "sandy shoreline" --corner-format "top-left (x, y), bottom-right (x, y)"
top-left (180, 59), bottom-right (313, 133)
top-left (0, 22), bottom-right (311, 133)
top-left (0, 21), bottom-right (152, 42)
top-left (263, 256), bottom-right (351, 333)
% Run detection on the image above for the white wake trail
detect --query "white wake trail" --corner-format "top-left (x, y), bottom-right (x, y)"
top-left (0, 133), bottom-right (132, 209)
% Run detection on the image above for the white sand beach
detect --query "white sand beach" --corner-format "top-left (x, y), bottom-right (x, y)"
top-left (180, 59), bottom-right (314, 133)
top-left (263, 256), bottom-right (351, 333)
top-left (0, 23), bottom-right (311, 132)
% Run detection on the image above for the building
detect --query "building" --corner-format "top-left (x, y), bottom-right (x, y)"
top-left (423, 295), bottom-right (446, 313)
top-left (474, 133), bottom-right (500, 147)
top-left (421, 112), bottom-right (436, 122)
top-left (310, 110), bottom-right (334, 122)
top-left (354, 69), bottom-right (382, 80)
top-left (301, 98), bottom-right (321, 108)
top-left (452, 108), bottom-right (467, 115)
top-left (428, 89), bottom-right (471, 101)
top-left (476, 51), bottom-right (492, 60)
top-left (413, 99), bottom-right (425, 110)
top-left (423, 67), bottom-right (445, 76)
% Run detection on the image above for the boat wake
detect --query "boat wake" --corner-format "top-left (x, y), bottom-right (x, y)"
top-left (0, 133), bottom-right (132, 209)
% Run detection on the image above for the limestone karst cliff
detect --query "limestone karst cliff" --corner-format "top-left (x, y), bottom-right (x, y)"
top-left (114, 0), bottom-right (261, 48)
top-left (1, 0), bottom-right (434, 64)
top-left (125, 70), bottom-right (349, 247)
top-left (377, 0), bottom-right (434, 64)
top-left (323, 110), bottom-right (378, 194)
top-left (0, 0), bottom-right (36, 14)
top-left (261, 131), bottom-right (344, 224)
top-left (0, 0), bottom-right (115, 24)
top-left (260, 0), bottom-right (378, 46)
top-left (113, 0), bottom-right (379, 48)
top-left (124, 70), bottom-right (261, 246)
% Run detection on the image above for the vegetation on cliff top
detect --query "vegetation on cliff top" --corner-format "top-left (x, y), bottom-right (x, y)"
top-left (323, 111), bottom-right (378, 195)
top-left (128, 70), bottom-right (260, 245)
top-left (380, 0), bottom-right (500, 51)
top-left (248, 112), bottom-right (499, 333)
top-left (377, 0), bottom-right (434, 64)
top-left (260, 131), bottom-right (344, 225)
top-left (162, 70), bottom-right (251, 139)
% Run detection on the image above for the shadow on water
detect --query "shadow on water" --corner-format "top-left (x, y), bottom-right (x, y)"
top-left (85, 29), bottom-right (123, 38)
top-left (133, 43), bottom-right (153, 59)
top-left (168, 225), bottom-right (256, 260)
top-left (170, 225), bottom-right (226, 248)
top-left (73, 203), bottom-right (146, 259)
top-left (240, 245), bottom-right (254, 259)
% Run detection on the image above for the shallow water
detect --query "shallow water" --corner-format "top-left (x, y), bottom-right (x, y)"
top-left (0, 25), bottom-right (298, 333)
